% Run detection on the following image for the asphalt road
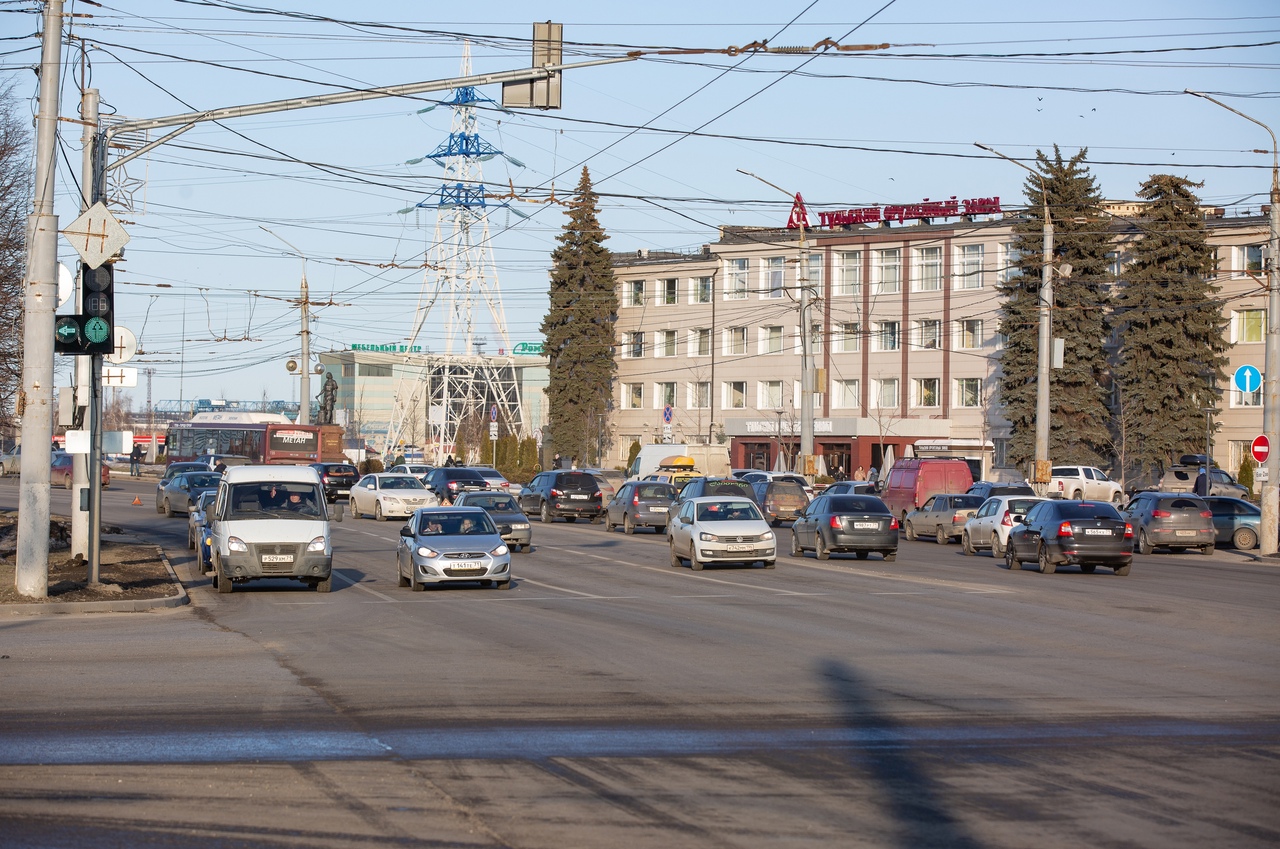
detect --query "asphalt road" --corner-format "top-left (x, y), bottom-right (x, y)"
top-left (1, 473), bottom-right (1277, 848)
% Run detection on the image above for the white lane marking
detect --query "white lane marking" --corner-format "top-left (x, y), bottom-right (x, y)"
top-left (516, 576), bottom-right (614, 598)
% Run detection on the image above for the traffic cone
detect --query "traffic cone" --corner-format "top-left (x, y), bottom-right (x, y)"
top-left (131, 496), bottom-right (142, 506)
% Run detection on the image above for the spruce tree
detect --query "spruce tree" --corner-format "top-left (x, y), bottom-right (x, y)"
top-left (1110, 175), bottom-right (1227, 478)
top-left (541, 167), bottom-right (618, 462)
top-left (997, 146), bottom-right (1114, 469)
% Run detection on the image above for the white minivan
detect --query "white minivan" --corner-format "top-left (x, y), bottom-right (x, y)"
top-left (209, 465), bottom-right (341, 594)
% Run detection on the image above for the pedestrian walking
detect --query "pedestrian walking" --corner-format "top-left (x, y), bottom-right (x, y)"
top-left (129, 444), bottom-right (144, 476)
top-left (853, 465), bottom-right (867, 481)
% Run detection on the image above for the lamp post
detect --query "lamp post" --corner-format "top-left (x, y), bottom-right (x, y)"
top-left (774, 409), bottom-right (785, 470)
top-left (738, 169), bottom-right (815, 477)
top-left (975, 143), bottom-right (1054, 491)
top-left (260, 227), bottom-right (312, 425)
top-left (1186, 90), bottom-right (1280, 555)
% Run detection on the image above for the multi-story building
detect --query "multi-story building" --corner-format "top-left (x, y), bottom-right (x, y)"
top-left (609, 203), bottom-right (1271, 482)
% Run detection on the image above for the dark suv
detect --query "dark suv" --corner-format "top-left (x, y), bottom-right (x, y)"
top-left (675, 476), bottom-right (757, 506)
top-left (520, 470), bottom-right (604, 523)
top-left (423, 467), bottom-right (491, 504)
top-left (308, 462), bottom-right (358, 502)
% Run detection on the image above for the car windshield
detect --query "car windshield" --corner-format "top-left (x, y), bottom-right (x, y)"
top-left (416, 512), bottom-right (497, 536)
top-left (706, 481), bottom-right (753, 497)
top-left (696, 500), bottom-right (763, 522)
top-left (327, 465), bottom-right (357, 476)
top-left (476, 469), bottom-right (503, 480)
top-left (828, 496), bottom-right (889, 514)
top-left (466, 495), bottom-right (519, 512)
top-left (1007, 498), bottom-right (1042, 513)
top-left (228, 483), bottom-right (324, 518)
top-left (558, 473), bottom-right (597, 489)
top-left (636, 484), bottom-right (676, 500)
top-left (185, 473), bottom-right (221, 488)
top-left (954, 496), bottom-right (986, 509)
top-left (381, 477), bottom-right (425, 490)
top-left (1057, 502), bottom-right (1122, 520)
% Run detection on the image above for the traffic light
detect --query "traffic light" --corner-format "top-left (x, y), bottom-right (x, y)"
top-left (54, 263), bottom-right (114, 356)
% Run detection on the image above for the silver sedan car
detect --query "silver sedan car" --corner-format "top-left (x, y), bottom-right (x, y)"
top-left (351, 473), bottom-right (438, 521)
top-left (396, 507), bottom-right (512, 590)
top-left (668, 496), bottom-right (776, 571)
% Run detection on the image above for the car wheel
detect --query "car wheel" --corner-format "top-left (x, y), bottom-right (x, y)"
top-left (565, 516), bottom-right (577, 524)
top-left (653, 524), bottom-right (666, 535)
top-left (936, 525), bottom-right (949, 545)
top-left (540, 502), bottom-right (551, 523)
top-left (164, 499), bottom-right (174, 518)
top-left (1006, 542), bottom-right (1020, 571)
top-left (670, 546), bottom-right (683, 568)
top-left (1114, 562), bottom-right (1132, 576)
top-left (624, 513), bottom-right (635, 535)
top-left (790, 531), bottom-right (803, 558)
top-left (1081, 563), bottom-right (1097, 574)
top-left (410, 571), bottom-right (425, 592)
top-left (1138, 529), bottom-right (1154, 556)
top-left (315, 574), bottom-right (332, 593)
top-left (904, 521), bottom-right (917, 541)
top-left (374, 502), bottom-right (385, 522)
top-left (882, 551), bottom-right (897, 562)
top-left (1200, 544), bottom-right (1215, 556)
top-left (991, 536), bottom-right (1005, 560)
top-left (63, 473), bottom-right (72, 490)
top-left (855, 550), bottom-right (869, 560)
top-left (962, 531), bottom-right (975, 556)
top-left (496, 580), bottom-right (511, 590)
top-left (398, 560), bottom-right (410, 587)
top-left (1072, 490), bottom-right (1083, 500)
top-left (689, 545), bottom-right (704, 571)
top-left (762, 560), bottom-right (775, 569)
top-left (187, 530), bottom-right (195, 551)
top-left (1038, 543), bottom-right (1056, 575)
top-left (1112, 492), bottom-right (1123, 504)
top-left (216, 565), bottom-right (233, 594)
top-left (1233, 527), bottom-right (1258, 551)
top-left (815, 533), bottom-right (830, 561)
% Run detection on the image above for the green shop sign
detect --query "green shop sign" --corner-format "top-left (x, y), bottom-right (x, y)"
top-left (351, 343), bottom-right (423, 353)
top-left (512, 342), bottom-right (543, 356)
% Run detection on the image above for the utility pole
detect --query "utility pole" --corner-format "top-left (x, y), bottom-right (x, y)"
top-left (260, 227), bottom-right (311, 424)
top-left (975, 143), bottom-right (1055, 491)
top-left (1186, 90), bottom-right (1280, 556)
top-left (16, 0), bottom-right (63, 597)
top-left (738, 170), bottom-right (815, 476)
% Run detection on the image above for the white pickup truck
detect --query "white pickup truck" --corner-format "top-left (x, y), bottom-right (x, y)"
top-left (1049, 465), bottom-right (1123, 503)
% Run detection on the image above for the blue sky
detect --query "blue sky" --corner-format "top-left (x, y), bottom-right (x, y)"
top-left (5, 0), bottom-right (1278, 408)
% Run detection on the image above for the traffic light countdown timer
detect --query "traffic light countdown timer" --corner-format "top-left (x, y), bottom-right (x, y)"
top-left (54, 262), bottom-right (114, 356)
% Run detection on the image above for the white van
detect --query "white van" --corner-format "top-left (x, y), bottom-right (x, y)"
top-left (209, 465), bottom-right (342, 594)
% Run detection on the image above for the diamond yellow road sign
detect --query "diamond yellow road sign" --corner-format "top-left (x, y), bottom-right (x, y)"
top-left (62, 201), bottom-right (130, 269)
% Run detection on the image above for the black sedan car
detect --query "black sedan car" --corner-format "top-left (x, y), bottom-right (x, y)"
top-left (308, 462), bottom-right (359, 502)
top-left (1006, 500), bottom-right (1133, 575)
top-left (156, 470), bottom-right (222, 517)
top-left (790, 494), bottom-right (898, 561)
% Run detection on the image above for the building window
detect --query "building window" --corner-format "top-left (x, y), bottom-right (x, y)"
top-left (914, 246), bottom-right (942, 292)
top-left (761, 325), bottom-right (784, 355)
top-left (874, 248), bottom-right (901, 295)
top-left (690, 327), bottom-right (711, 357)
top-left (1000, 242), bottom-right (1022, 283)
top-left (763, 256), bottom-right (785, 298)
top-left (806, 253), bottom-right (822, 291)
top-left (955, 377), bottom-right (981, 407)
top-left (914, 319), bottom-right (940, 350)
top-left (624, 383), bottom-right (643, 409)
top-left (656, 330), bottom-right (677, 358)
top-left (341, 363), bottom-right (355, 377)
top-left (725, 326), bottom-right (747, 355)
top-left (876, 321), bottom-right (900, 352)
top-left (1243, 244), bottom-right (1264, 273)
top-left (792, 380), bottom-right (821, 409)
top-left (626, 280), bottom-right (645, 307)
top-left (1236, 309), bottom-right (1265, 343)
top-left (808, 322), bottom-right (823, 356)
top-left (359, 363), bottom-right (392, 377)
top-left (725, 381), bottom-right (746, 409)
top-left (623, 331), bottom-right (645, 359)
top-left (913, 377), bottom-right (940, 408)
top-left (875, 378), bottom-right (899, 409)
top-left (689, 381), bottom-right (711, 409)
top-left (993, 438), bottom-right (1009, 467)
top-left (958, 319), bottom-right (983, 349)
top-left (1234, 387), bottom-right (1263, 408)
top-left (835, 379), bottom-right (860, 408)
top-left (655, 382), bottom-right (676, 409)
top-left (839, 322), bottom-right (861, 353)
top-left (692, 276), bottom-right (712, 304)
top-left (658, 278), bottom-right (678, 306)
top-left (836, 251), bottom-right (862, 297)
top-left (725, 258), bottom-right (749, 300)
top-left (760, 380), bottom-right (784, 410)
top-left (956, 244), bottom-right (984, 289)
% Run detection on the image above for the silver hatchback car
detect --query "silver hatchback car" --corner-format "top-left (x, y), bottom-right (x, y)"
top-left (397, 507), bottom-right (513, 590)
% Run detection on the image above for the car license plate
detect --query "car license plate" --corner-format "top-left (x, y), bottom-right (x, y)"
top-left (453, 560), bottom-right (482, 568)
top-left (569, 494), bottom-right (588, 500)
top-left (726, 544), bottom-right (751, 552)
top-left (650, 506), bottom-right (669, 513)
top-left (1176, 530), bottom-right (1197, 537)
top-left (1084, 528), bottom-right (1111, 536)
top-left (261, 554), bottom-right (294, 563)
top-left (853, 522), bottom-right (877, 529)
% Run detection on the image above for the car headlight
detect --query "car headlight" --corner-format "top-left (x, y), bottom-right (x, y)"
top-left (416, 546), bottom-right (438, 558)
top-left (228, 537), bottom-right (248, 552)
top-left (762, 530), bottom-right (774, 541)
top-left (699, 531), bottom-right (719, 542)
top-left (385, 497), bottom-right (402, 506)
top-left (307, 536), bottom-right (327, 553)
top-left (490, 543), bottom-right (509, 556)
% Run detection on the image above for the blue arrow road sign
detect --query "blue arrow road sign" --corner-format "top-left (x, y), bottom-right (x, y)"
top-left (1235, 365), bottom-right (1262, 394)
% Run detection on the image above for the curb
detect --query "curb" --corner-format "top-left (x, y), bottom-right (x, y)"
top-left (0, 547), bottom-right (189, 616)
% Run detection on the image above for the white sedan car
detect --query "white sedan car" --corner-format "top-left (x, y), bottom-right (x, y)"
top-left (350, 473), bottom-right (438, 521)
top-left (961, 494), bottom-right (1045, 558)
top-left (668, 496), bottom-right (776, 571)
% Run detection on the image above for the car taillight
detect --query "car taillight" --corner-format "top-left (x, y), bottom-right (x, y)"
top-left (550, 488), bottom-right (562, 497)
top-left (1152, 509), bottom-right (1171, 518)
top-left (829, 516), bottom-right (841, 529)
top-left (447, 481), bottom-right (458, 491)
top-left (953, 512), bottom-right (966, 523)
top-left (1001, 510), bottom-right (1013, 527)
top-left (1124, 523), bottom-right (1134, 539)
top-left (1058, 521), bottom-right (1074, 537)
top-left (890, 517), bottom-right (899, 530)
top-left (633, 494), bottom-right (640, 506)
top-left (1199, 510), bottom-right (1213, 519)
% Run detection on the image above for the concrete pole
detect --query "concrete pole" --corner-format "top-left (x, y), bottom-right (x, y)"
top-left (70, 87), bottom-right (98, 560)
top-left (16, 1), bottom-right (63, 597)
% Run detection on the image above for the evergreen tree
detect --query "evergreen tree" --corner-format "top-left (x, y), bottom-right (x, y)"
top-left (1110, 175), bottom-right (1227, 478)
top-left (997, 147), bottom-right (1114, 469)
top-left (541, 167), bottom-right (618, 461)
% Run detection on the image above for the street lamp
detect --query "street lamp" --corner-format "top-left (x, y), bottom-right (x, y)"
top-left (774, 408), bottom-right (785, 470)
top-left (975, 143), bottom-right (1055, 491)
top-left (260, 227), bottom-right (312, 425)
top-left (1185, 90), bottom-right (1280, 555)
top-left (738, 169), bottom-right (815, 477)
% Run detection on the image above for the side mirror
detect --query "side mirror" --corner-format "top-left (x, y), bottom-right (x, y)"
top-left (1011, 514), bottom-right (1025, 524)
top-left (399, 526), bottom-right (413, 537)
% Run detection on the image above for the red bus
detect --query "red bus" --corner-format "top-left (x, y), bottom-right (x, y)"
top-left (165, 413), bottom-right (344, 465)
